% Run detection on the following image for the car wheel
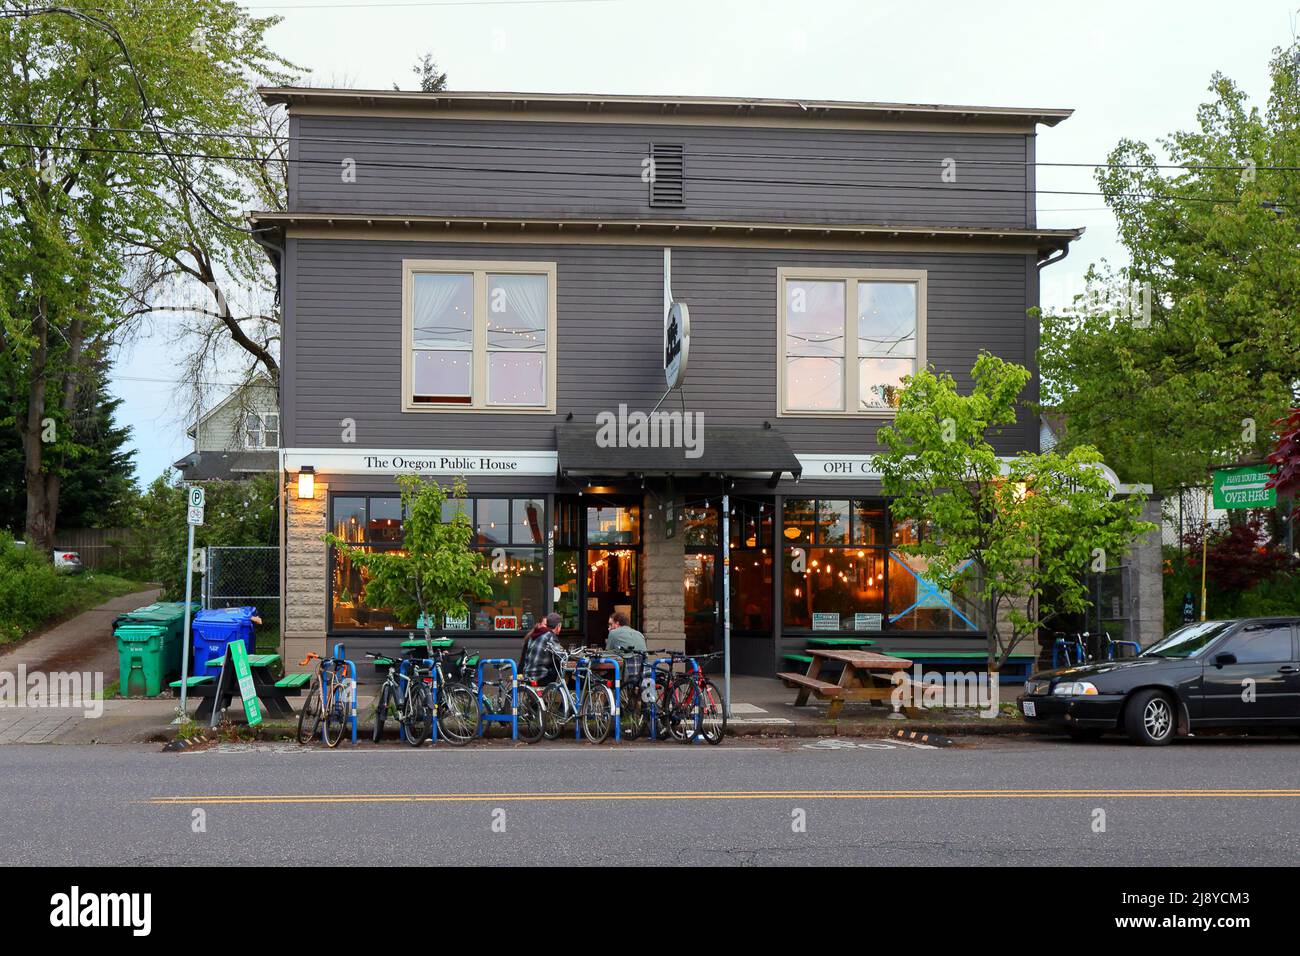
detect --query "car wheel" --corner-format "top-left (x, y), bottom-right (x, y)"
top-left (1066, 727), bottom-right (1104, 742)
top-left (1125, 689), bottom-right (1176, 746)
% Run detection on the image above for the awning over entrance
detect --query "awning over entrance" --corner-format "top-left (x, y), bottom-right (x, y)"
top-left (555, 424), bottom-right (802, 484)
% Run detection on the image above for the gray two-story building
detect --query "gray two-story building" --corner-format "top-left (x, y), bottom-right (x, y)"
top-left (252, 88), bottom-right (1085, 677)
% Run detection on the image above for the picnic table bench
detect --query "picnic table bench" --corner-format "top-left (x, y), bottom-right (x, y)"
top-left (169, 653), bottom-right (306, 720)
top-left (778, 648), bottom-right (913, 718)
top-left (782, 637), bottom-right (874, 667)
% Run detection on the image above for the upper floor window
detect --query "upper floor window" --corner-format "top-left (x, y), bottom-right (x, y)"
top-left (401, 260), bottom-right (557, 413)
top-left (243, 411), bottom-right (279, 449)
top-left (777, 268), bottom-right (926, 416)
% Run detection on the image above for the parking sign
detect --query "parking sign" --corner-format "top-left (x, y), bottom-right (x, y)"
top-left (187, 486), bottom-right (205, 526)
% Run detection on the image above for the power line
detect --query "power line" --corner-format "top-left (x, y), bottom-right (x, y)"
top-left (0, 138), bottom-right (1269, 207)
top-left (4, 119), bottom-right (1296, 174)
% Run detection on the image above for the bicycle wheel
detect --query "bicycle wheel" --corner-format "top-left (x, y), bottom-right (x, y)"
top-left (516, 685), bottom-right (545, 743)
top-left (540, 683), bottom-right (567, 740)
top-left (666, 675), bottom-right (698, 743)
top-left (371, 683), bottom-right (391, 743)
top-left (296, 673), bottom-right (323, 745)
top-left (580, 683), bottom-right (615, 743)
top-left (323, 676), bottom-right (348, 748)
top-left (437, 682), bottom-right (479, 746)
top-left (618, 685), bottom-right (645, 741)
top-left (401, 680), bottom-right (432, 747)
top-left (698, 678), bottom-right (727, 745)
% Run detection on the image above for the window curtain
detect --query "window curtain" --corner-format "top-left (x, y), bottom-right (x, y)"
top-left (413, 274), bottom-right (471, 349)
top-left (489, 275), bottom-right (547, 350)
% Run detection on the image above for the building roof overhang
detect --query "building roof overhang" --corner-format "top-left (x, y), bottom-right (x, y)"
top-left (249, 211), bottom-right (1082, 259)
top-left (258, 87), bottom-right (1072, 131)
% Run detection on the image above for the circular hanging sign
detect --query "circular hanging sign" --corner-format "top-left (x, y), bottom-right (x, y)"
top-left (664, 300), bottom-right (690, 388)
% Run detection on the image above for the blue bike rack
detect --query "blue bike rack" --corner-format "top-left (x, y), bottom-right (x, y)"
top-left (1052, 636), bottom-right (1085, 669)
top-left (1107, 640), bottom-right (1141, 660)
top-left (476, 658), bottom-right (518, 740)
top-left (577, 655), bottom-right (622, 742)
top-left (322, 642), bottom-right (358, 746)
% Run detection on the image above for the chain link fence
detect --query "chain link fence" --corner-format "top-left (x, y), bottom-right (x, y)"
top-left (203, 546), bottom-right (280, 652)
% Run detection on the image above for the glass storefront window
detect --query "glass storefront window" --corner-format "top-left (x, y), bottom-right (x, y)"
top-left (782, 546), bottom-right (885, 630)
top-left (475, 498), bottom-right (509, 544)
top-left (782, 498), bottom-right (815, 543)
top-left (331, 546), bottom-right (403, 630)
top-left (817, 499), bottom-right (850, 544)
top-left (732, 548), bottom-right (773, 634)
top-left (853, 502), bottom-right (886, 545)
top-left (554, 548), bottom-right (580, 632)
top-left (683, 504), bottom-right (718, 547)
top-left (471, 546), bottom-right (545, 632)
top-left (369, 497), bottom-right (403, 542)
top-left (887, 551), bottom-right (978, 632)
top-left (587, 505), bottom-right (640, 545)
top-left (332, 497), bottom-right (367, 543)
top-left (513, 498), bottom-right (545, 544)
top-left (441, 498), bottom-right (469, 522)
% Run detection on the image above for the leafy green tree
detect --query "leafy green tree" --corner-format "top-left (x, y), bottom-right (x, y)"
top-left (876, 353), bottom-right (1156, 673)
top-left (326, 475), bottom-right (492, 643)
top-left (395, 52), bottom-right (448, 92)
top-left (137, 472), bottom-right (278, 599)
top-left (0, 2), bottom-right (290, 552)
top-left (1040, 38), bottom-right (1300, 494)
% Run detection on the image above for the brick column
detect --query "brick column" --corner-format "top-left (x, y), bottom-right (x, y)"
top-left (284, 480), bottom-right (329, 673)
top-left (641, 496), bottom-right (685, 653)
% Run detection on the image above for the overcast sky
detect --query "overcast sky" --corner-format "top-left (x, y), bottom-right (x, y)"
top-left (111, 0), bottom-right (1295, 483)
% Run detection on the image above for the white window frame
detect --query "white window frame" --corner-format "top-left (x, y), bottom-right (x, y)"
top-left (776, 267), bottom-right (927, 418)
top-left (402, 259), bottom-right (558, 414)
top-left (243, 411), bottom-right (280, 449)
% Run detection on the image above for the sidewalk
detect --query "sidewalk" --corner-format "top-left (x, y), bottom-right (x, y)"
top-left (0, 587), bottom-right (163, 744)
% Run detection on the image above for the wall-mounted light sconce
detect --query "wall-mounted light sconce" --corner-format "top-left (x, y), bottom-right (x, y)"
top-left (297, 465), bottom-right (315, 500)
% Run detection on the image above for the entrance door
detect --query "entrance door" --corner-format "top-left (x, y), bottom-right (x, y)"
top-left (585, 547), bottom-right (639, 638)
top-left (683, 501), bottom-right (722, 659)
top-left (684, 552), bottom-right (719, 657)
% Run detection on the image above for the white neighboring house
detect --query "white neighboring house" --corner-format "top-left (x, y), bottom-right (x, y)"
top-left (173, 377), bottom-right (280, 482)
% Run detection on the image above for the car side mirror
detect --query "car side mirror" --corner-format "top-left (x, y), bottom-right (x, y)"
top-left (1214, 652), bottom-right (1237, 667)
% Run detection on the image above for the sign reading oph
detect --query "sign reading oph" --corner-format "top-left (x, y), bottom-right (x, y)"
top-left (665, 300), bottom-right (690, 388)
top-left (1212, 465), bottom-right (1278, 510)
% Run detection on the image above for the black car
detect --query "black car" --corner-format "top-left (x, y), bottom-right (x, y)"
top-left (1018, 617), bottom-right (1300, 745)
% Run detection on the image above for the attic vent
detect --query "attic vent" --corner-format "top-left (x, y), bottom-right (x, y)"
top-left (648, 143), bottom-right (685, 207)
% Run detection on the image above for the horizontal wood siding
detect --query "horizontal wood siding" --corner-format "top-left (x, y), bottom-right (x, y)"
top-left (287, 239), bottom-right (1037, 455)
top-left (292, 115), bottom-right (1030, 228)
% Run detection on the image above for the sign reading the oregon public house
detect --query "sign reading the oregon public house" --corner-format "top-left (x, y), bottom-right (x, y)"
top-left (1212, 464), bottom-right (1278, 510)
top-left (283, 449), bottom-right (558, 476)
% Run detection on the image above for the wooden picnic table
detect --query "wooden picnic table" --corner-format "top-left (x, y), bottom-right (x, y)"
top-left (170, 653), bottom-right (309, 721)
top-left (778, 648), bottom-right (913, 718)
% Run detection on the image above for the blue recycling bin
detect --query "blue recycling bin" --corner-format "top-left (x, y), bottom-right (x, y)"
top-left (191, 606), bottom-right (258, 675)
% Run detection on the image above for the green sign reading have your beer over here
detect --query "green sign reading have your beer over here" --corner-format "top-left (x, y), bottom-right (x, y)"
top-left (1212, 465), bottom-right (1278, 510)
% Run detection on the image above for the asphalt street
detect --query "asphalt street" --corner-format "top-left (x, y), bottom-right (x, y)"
top-left (2, 735), bottom-right (1298, 866)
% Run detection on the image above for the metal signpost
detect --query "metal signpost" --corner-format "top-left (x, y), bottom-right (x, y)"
top-left (721, 494), bottom-right (731, 718)
top-left (179, 486), bottom-right (204, 713)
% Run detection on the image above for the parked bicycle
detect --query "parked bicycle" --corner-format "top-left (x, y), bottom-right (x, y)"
top-left (367, 651), bottom-right (436, 747)
top-left (297, 651), bottom-right (353, 748)
top-left (539, 646), bottom-right (618, 743)
top-left (472, 658), bottom-right (545, 743)
top-left (617, 650), bottom-right (672, 741)
top-left (664, 651), bottom-right (726, 744)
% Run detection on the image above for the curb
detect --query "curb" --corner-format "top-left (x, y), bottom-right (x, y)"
top-left (727, 719), bottom-right (1048, 738)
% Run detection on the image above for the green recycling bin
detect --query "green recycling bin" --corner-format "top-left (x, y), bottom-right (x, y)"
top-left (112, 602), bottom-right (197, 644)
top-left (115, 622), bottom-right (182, 697)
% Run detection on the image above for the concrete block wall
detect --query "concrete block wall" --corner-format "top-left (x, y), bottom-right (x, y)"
top-left (641, 497), bottom-right (685, 653)
top-left (284, 481), bottom-right (329, 674)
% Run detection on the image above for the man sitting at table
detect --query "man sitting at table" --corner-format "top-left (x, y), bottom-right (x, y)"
top-left (605, 610), bottom-right (646, 654)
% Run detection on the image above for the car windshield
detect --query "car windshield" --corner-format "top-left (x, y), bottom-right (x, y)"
top-left (1141, 621), bottom-right (1236, 659)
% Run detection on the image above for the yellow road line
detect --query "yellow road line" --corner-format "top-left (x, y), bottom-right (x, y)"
top-left (147, 788), bottom-right (1300, 806)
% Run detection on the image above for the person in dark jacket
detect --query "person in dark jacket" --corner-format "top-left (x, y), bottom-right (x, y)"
top-left (521, 612), bottom-right (563, 682)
